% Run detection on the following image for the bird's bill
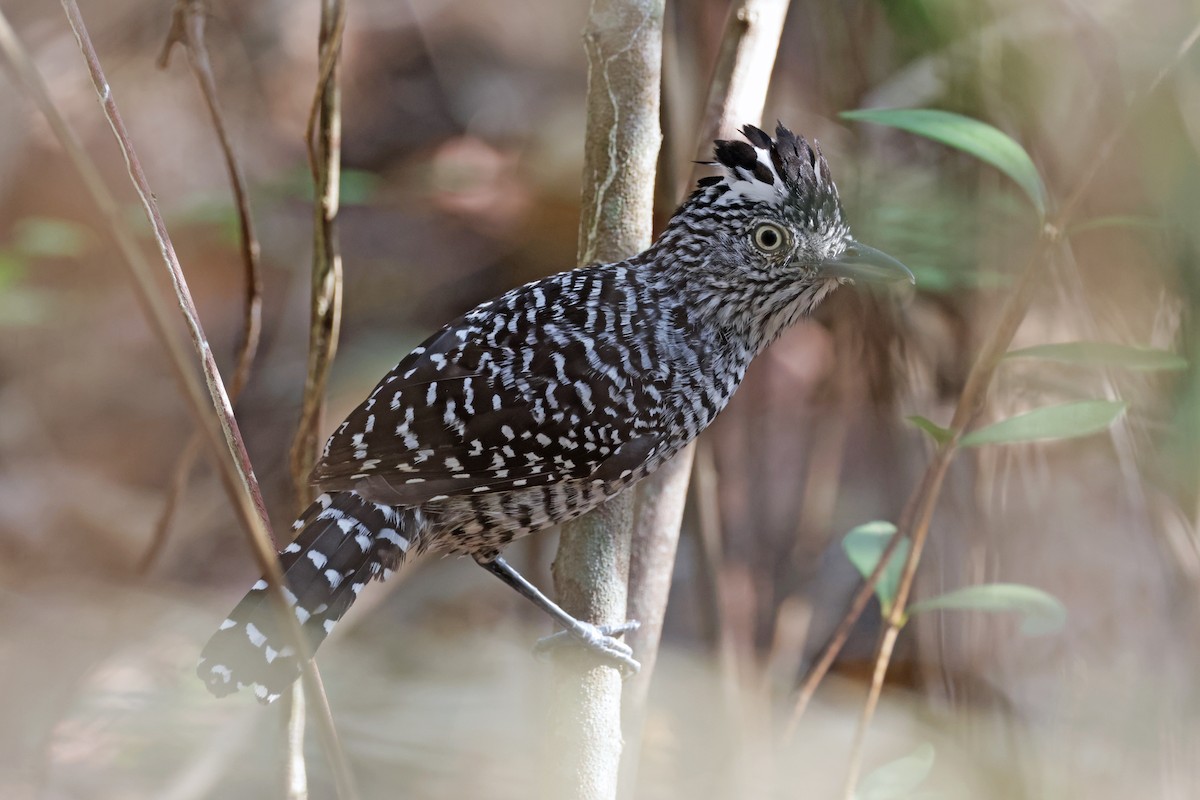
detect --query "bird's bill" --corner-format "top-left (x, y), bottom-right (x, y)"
top-left (820, 240), bottom-right (915, 285)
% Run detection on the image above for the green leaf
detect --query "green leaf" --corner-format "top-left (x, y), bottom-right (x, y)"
top-left (1068, 215), bottom-right (1166, 236)
top-left (907, 415), bottom-right (954, 445)
top-left (959, 400), bottom-right (1126, 447)
top-left (1007, 342), bottom-right (1186, 372)
top-left (856, 743), bottom-right (936, 800)
top-left (11, 216), bottom-right (92, 258)
top-left (841, 108), bottom-right (1047, 219)
top-left (908, 583), bottom-right (1067, 636)
top-left (842, 522), bottom-right (908, 616)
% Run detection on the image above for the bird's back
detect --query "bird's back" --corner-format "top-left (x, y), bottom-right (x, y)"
top-left (312, 257), bottom-right (749, 557)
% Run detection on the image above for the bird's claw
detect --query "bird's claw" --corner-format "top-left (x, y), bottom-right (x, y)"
top-left (534, 619), bottom-right (641, 677)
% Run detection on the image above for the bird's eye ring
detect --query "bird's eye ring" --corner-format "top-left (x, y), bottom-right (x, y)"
top-left (751, 222), bottom-right (787, 253)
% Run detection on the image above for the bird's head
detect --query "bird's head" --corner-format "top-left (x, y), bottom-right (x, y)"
top-left (653, 123), bottom-right (912, 347)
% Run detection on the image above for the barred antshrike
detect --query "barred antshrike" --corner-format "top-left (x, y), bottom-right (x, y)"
top-left (198, 123), bottom-right (911, 702)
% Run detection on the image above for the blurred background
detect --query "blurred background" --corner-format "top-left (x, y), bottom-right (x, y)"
top-left (2, 0), bottom-right (1199, 797)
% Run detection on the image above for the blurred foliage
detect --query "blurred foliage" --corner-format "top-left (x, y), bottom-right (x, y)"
top-left (855, 742), bottom-right (937, 800)
top-left (842, 521), bottom-right (909, 616)
top-left (1007, 341), bottom-right (1187, 371)
top-left (907, 583), bottom-right (1067, 636)
top-left (842, 108), bottom-right (1048, 217)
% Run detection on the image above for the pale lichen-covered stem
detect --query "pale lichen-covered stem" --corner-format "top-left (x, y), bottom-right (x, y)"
top-left (547, 1), bottom-right (663, 798)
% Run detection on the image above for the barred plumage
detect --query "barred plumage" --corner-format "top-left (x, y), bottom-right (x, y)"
top-left (198, 123), bottom-right (911, 702)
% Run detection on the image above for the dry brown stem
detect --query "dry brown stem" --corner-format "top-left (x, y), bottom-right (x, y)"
top-left (289, 0), bottom-right (346, 507)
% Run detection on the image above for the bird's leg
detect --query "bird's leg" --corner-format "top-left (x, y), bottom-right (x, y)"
top-left (476, 555), bottom-right (641, 676)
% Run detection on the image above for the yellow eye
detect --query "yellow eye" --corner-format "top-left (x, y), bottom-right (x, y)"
top-left (751, 222), bottom-right (787, 253)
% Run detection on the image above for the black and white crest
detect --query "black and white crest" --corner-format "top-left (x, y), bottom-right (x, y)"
top-left (709, 123), bottom-right (847, 242)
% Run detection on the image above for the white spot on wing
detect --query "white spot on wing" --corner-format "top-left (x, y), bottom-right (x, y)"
top-left (245, 623), bottom-right (267, 648)
top-left (379, 528), bottom-right (409, 552)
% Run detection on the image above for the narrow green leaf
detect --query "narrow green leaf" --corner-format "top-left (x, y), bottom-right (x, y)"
top-left (856, 743), bottom-right (936, 800)
top-left (1068, 215), bottom-right (1166, 236)
top-left (908, 583), bottom-right (1067, 636)
top-left (907, 415), bottom-right (954, 445)
top-left (959, 400), bottom-right (1126, 447)
top-left (841, 108), bottom-right (1047, 219)
top-left (1007, 342), bottom-right (1186, 371)
top-left (842, 522), bottom-right (908, 616)
top-left (12, 216), bottom-right (92, 258)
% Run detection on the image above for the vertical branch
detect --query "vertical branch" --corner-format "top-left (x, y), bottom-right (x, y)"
top-left (290, 0), bottom-right (346, 506)
top-left (546, 1), bottom-right (663, 798)
top-left (618, 2), bottom-right (789, 796)
top-left (284, 2), bottom-right (347, 798)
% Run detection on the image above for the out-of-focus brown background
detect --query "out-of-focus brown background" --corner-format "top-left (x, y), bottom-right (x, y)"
top-left (2, 0), bottom-right (1199, 797)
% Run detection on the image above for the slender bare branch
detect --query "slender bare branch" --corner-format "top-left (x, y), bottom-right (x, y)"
top-left (159, 0), bottom-right (264, 401)
top-left (141, 0), bottom-right (266, 574)
top-left (137, 435), bottom-right (202, 574)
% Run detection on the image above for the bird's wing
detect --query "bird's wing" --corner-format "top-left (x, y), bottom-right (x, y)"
top-left (311, 272), bottom-right (668, 506)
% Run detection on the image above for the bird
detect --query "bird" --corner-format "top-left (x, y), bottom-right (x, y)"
top-left (197, 122), bottom-right (912, 703)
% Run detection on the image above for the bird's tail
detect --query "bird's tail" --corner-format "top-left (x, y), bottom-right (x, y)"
top-left (197, 491), bottom-right (423, 703)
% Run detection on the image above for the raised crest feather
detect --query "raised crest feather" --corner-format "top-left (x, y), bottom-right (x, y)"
top-left (707, 123), bottom-right (843, 220)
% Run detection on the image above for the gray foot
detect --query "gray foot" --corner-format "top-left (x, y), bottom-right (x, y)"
top-left (534, 620), bottom-right (641, 677)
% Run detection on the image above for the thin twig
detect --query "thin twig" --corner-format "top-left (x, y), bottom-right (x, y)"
top-left (159, 0), bottom-right (263, 401)
top-left (31, 5), bottom-right (356, 797)
top-left (137, 435), bottom-right (202, 573)
top-left (140, 0), bottom-right (265, 574)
